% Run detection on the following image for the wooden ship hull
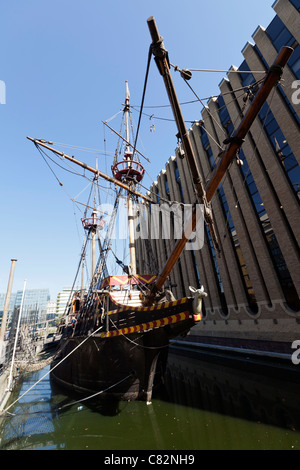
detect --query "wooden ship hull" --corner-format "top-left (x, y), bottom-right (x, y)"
top-left (50, 275), bottom-right (202, 401)
top-left (28, 17), bottom-right (293, 404)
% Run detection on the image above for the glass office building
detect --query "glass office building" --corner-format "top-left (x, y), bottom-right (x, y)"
top-left (0, 289), bottom-right (50, 326)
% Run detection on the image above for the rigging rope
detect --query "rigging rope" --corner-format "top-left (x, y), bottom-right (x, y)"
top-left (1, 372), bottom-right (134, 419)
top-left (50, 141), bottom-right (115, 156)
top-left (1, 323), bottom-right (104, 415)
top-left (56, 373), bottom-right (134, 410)
top-left (188, 68), bottom-right (266, 74)
top-left (132, 45), bottom-right (152, 160)
top-left (60, 231), bottom-right (90, 320)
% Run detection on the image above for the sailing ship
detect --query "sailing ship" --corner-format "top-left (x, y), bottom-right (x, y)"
top-left (27, 17), bottom-right (293, 402)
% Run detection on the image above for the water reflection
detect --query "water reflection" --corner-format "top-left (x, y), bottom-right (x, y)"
top-left (0, 347), bottom-right (299, 450)
top-left (164, 346), bottom-right (300, 432)
top-left (0, 367), bottom-right (55, 450)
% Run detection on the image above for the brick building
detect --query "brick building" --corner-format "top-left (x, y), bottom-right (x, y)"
top-left (136, 0), bottom-right (300, 357)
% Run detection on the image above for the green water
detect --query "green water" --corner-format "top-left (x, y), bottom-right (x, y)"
top-left (0, 349), bottom-right (300, 451)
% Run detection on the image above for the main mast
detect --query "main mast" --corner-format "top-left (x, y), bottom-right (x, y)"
top-left (125, 82), bottom-right (137, 275)
top-left (111, 81), bottom-right (145, 277)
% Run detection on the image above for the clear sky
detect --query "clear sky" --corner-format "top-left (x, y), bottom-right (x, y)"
top-left (0, 0), bottom-right (277, 299)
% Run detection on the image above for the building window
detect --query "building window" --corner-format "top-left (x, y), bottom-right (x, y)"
top-left (205, 225), bottom-right (228, 316)
top-left (155, 187), bottom-right (160, 205)
top-left (259, 102), bottom-right (300, 199)
top-left (265, 11), bottom-right (300, 71)
top-left (289, 0), bottom-right (300, 12)
top-left (253, 42), bottom-right (300, 127)
top-left (165, 178), bottom-right (170, 197)
top-left (266, 15), bottom-right (296, 52)
top-left (174, 160), bottom-right (185, 202)
top-left (217, 93), bottom-right (300, 311)
top-left (238, 61), bottom-right (300, 200)
top-left (217, 186), bottom-right (258, 313)
top-left (201, 117), bottom-right (258, 312)
top-left (200, 125), bottom-right (216, 170)
top-left (239, 149), bottom-right (300, 310)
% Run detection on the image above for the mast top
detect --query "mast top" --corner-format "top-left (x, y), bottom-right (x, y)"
top-left (125, 80), bottom-right (130, 108)
top-left (111, 81), bottom-right (145, 185)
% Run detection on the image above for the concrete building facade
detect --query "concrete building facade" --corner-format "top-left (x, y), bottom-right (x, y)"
top-left (136, 0), bottom-right (300, 358)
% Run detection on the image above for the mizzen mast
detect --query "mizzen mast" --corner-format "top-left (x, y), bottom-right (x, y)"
top-left (81, 161), bottom-right (104, 280)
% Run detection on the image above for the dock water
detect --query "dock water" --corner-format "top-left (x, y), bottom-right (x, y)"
top-left (0, 346), bottom-right (299, 450)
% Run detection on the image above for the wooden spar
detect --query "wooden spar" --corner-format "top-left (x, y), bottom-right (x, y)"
top-left (205, 45), bottom-right (294, 202)
top-left (7, 279), bottom-right (26, 391)
top-left (147, 15), bottom-right (220, 256)
top-left (26, 136), bottom-right (153, 205)
top-left (146, 16), bottom-right (293, 300)
top-left (147, 17), bottom-right (206, 203)
top-left (0, 259), bottom-right (17, 360)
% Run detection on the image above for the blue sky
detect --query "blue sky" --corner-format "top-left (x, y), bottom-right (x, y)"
top-left (0, 0), bottom-right (277, 299)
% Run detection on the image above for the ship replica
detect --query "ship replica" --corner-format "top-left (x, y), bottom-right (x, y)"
top-left (28, 18), bottom-right (293, 402)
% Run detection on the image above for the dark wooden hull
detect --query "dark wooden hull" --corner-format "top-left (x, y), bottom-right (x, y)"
top-left (50, 297), bottom-right (199, 401)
